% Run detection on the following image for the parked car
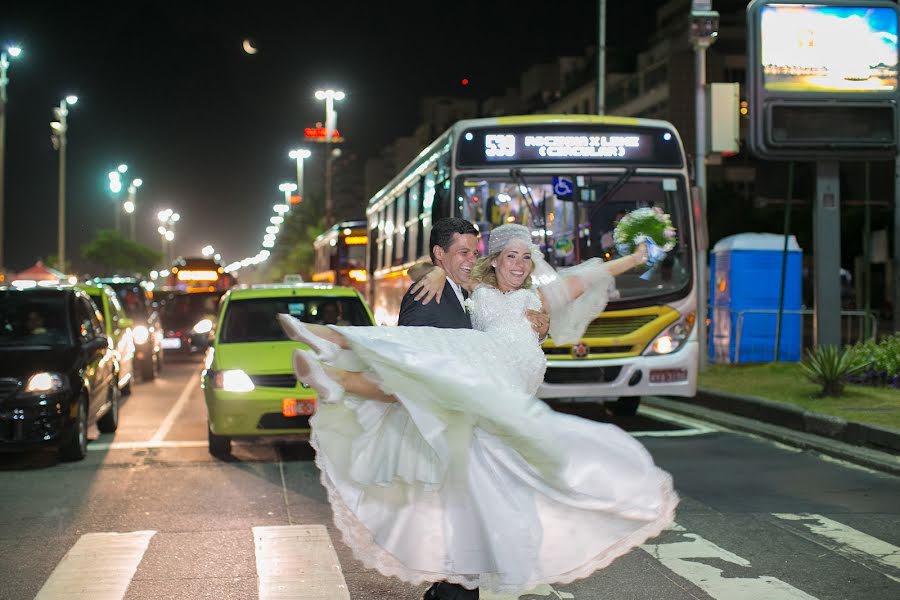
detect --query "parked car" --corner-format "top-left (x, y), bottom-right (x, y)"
top-left (92, 278), bottom-right (163, 380)
top-left (202, 283), bottom-right (374, 457)
top-left (77, 282), bottom-right (135, 395)
top-left (161, 290), bottom-right (224, 356)
top-left (0, 285), bottom-right (121, 461)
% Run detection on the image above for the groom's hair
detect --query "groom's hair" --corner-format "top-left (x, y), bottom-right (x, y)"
top-left (429, 217), bottom-right (478, 262)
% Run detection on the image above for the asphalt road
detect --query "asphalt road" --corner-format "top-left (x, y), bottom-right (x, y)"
top-left (0, 356), bottom-right (897, 600)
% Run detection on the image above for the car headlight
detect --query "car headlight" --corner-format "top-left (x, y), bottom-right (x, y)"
top-left (25, 372), bottom-right (66, 393)
top-left (133, 325), bottom-right (150, 345)
top-left (644, 313), bottom-right (695, 356)
top-left (193, 319), bottom-right (213, 334)
top-left (212, 369), bottom-right (255, 392)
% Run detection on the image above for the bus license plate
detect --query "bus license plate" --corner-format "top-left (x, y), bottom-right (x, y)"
top-left (649, 368), bottom-right (688, 383)
top-left (283, 398), bottom-right (316, 417)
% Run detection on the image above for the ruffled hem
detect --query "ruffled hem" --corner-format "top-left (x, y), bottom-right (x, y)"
top-left (310, 428), bottom-right (679, 594)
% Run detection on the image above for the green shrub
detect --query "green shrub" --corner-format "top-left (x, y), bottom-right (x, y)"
top-left (846, 333), bottom-right (900, 388)
top-left (799, 345), bottom-right (871, 397)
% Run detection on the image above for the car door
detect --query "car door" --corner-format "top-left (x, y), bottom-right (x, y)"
top-left (107, 290), bottom-right (133, 382)
top-left (75, 296), bottom-right (112, 418)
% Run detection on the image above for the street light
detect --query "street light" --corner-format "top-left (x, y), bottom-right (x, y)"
top-left (314, 89), bottom-right (344, 226)
top-left (201, 245), bottom-right (215, 257)
top-left (288, 148), bottom-right (311, 205)
top-left (157, 209), bottom-right (180, 266)
top-left (126, 177), bottom-right (142, 240)
top-left (278, 182), bottom-right (296, 206)
top-left (0, 44), bottom-right (22, 270)
top-left (51, 95), bottom-right (78, 272)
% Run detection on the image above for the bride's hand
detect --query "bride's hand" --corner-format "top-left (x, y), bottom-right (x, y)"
top-left (633, 242), bottom-right (649, 266)
top-left (410, 265), bottom-right (446, 304)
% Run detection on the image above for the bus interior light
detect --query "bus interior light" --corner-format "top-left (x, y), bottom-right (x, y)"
top-left (348, 269), bottom-right (368, 282)
top-left (344, 236), bottom-right (368, 245)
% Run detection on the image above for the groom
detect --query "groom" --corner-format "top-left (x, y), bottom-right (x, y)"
top-left (400, 217), bottom-right (548, 600)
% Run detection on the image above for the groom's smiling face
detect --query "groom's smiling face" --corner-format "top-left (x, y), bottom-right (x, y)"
top-left (434, 233), bottom-right (478, 285)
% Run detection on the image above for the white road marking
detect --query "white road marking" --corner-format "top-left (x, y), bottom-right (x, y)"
top-left (149, 371), bottom-right (200, 442)
top-left (773, 513), bottom-right (900, 582)
top-left (33, 530), bottom-right (155, 600)
top-left (254, 525), bottom-right (350, 600)
top-left (88, 440), bottom-right (208, 451)
top-left (641, 524), bottom-right (819, 600)
top-left (633, 406), bottom-right (717, 437)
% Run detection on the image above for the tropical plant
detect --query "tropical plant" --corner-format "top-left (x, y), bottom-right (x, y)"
top-left (846, 333), bottom-right (900, 388)
top-left (81, 230), bottom-right (162, 275)
top-left (799, 345), bottom-right (871, 397)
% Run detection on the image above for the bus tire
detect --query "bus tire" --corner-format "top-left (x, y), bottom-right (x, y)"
top-left (608, 396), bottom-right (641, 417)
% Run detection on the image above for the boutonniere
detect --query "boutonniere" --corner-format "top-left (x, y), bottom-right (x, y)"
top-left (463, 298), bottom-right (475, 314)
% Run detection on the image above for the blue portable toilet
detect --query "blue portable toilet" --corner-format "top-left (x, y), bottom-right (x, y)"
top-left (710, 233), bottom-right (803, 363)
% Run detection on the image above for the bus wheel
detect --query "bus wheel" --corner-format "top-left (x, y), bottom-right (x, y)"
top-left (608, 396), bottom-right (641, 417)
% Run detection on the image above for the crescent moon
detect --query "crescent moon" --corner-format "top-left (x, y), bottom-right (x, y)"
top-left (242, 39), bottom-right (258, 55)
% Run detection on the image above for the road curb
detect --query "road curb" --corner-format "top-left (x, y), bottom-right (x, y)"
top-left (643, 396), bottom-right (900, 477)
top-left (685, 389), bottom-right (900, 455)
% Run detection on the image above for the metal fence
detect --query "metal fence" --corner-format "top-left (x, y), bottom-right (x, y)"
top-left (731, 309), bottom-right (878, 363)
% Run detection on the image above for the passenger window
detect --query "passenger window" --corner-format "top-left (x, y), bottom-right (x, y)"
top-left (76, 299), bottom-right (96, 341)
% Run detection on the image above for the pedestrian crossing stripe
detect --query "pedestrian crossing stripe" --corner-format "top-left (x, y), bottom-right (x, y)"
top-left (773, 513), bottom-right (900, 583)
top-left (24, 516), bottom-right (900, 600)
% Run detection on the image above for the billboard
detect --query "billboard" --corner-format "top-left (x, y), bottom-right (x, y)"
top-left (747, 0), bottom-right (900, 160)
top-left (760, 4), bottom-right (898, 93)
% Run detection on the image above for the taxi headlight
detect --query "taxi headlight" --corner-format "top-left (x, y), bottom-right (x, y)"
top-left (644, 313), bottom-right (695, 356)
top-left (25, 372), bottom-right (66, 393)
top-left (133, 325), bottom-right (150, 345)
top-left (193, 319), bottom-right (213, 334)
top-left (214, 369), bottom-right (255, 392)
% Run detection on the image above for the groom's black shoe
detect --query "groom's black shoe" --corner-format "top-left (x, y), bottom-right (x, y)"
top-left (423, 582), bottom-right (478, 599)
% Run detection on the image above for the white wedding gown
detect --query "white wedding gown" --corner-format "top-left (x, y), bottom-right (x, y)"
top-left (310, 284), bottom-right (678, 594)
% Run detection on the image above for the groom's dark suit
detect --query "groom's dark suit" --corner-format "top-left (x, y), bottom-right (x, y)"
top-left (398, 278), bottom-right (477, 600)
top-left (398, 279), bottom-right (471, 329)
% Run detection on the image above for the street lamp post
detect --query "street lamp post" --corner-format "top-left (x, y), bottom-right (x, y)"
top-left (109, 169), bottom-right (123, 232)
top-left (288, 148), bottom-right (311, 204)
top-left (0, 45), bottom-right (22, 271)
top-left (278, 182), bottom-right (297, 206)
top-left (51, 95), bottom-right (78, 273)
top-left (157, 209), bottom-right (180, 266)
top-left (125, 178), bottom-right (142, 241)
top-left (314, 89), bottom-right (344, 226)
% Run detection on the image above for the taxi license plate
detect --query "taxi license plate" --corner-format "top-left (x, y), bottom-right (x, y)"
top-left (649, 368), bottom-right (688, 383)
top-left (161, 338), bottom-right (182, 350)
top-left (282, 398), bottom-right (316, 417)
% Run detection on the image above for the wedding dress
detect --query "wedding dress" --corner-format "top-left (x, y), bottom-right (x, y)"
top-left (304, 277), bottom-right (678, 594)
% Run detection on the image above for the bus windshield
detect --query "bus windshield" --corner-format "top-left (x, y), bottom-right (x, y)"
top-left (457, 172), bottom-right (692, 302)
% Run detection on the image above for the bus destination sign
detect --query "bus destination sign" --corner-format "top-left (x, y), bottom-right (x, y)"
top-left (457, 125), bottom-right (683, 167)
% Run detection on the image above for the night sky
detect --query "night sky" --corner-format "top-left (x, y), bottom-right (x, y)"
top-left (2, 1), bottom-right (657, 272)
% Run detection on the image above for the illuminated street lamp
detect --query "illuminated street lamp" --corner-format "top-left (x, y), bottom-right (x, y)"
top-left (126, 177), bottom-right (142, 241)
top-left (314, 89), bottom-right (344, 226)
top-left (288, 148), bottom-right (311, 205)
top-left (201, 245), bottom-right (215, 257)
top-left (157, 209), bottom-right (180, 265)
top-left (0, 44), bottom-right (22, 270)
top-left (51, 94), bottom-right (78, 272)
top-left (278, 182), bottom-right (296, 206)
top-left (273, 204), bottom-right (289, 215)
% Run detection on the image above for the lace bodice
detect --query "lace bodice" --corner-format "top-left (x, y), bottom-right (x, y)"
top-left (469, 286), bottom-right (546, 395)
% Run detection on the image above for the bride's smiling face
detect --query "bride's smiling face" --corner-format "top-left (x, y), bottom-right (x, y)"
top-left (492, 239), bottom-right (533, 292)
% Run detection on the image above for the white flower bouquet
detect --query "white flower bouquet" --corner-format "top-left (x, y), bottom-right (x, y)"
top-left (613, 206), bottom-right (677, 255)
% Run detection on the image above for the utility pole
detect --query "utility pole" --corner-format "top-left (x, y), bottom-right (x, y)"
top-left (597, 0), bottom-right (606, 115)
top-left (689, 1), bottom-right (719, 371)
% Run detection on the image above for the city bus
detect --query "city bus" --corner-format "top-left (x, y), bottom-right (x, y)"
top-left (365, 115), bottom-right (699, 412)
top-left (311, 219), bottom-right (368, 294)
top-left (166, 256), bottom-right (236, 293)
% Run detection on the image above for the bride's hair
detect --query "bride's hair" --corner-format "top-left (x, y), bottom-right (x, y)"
top-left (470, 252), bottom-right (534, 289)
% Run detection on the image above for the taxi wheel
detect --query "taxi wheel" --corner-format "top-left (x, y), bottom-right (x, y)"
top-left (59, 396), bottom-right (89, 462)
top-left (208, 424), bottom-right (232, 458)
top-left (97, 380), bottom-right (120, 433)
top-left (607, 396), bottom-right (641, 417)
top-left (141, 354), bottom-right (156, 381)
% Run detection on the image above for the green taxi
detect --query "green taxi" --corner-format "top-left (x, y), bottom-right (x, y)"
top-left (77, 282), bottom-right (136, 395)
top-left (202, 283), bottom-right (375, 456)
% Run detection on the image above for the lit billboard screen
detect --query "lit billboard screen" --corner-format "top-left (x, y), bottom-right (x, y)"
top-left (761, 4), bottom-right (898, 93)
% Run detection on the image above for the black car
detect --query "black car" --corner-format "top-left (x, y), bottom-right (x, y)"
top-left (0, 286), bottom-right (121, 461)
top-left (92, 278), bottom-right (163, 380)
top-left (160, 290), bottom-right (223, 355)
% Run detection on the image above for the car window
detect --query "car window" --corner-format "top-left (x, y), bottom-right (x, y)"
top-left (219, 296), bottom-right (371, 343)
top-left (76, 297), bottom-right (98, 341)
top-left (0, 291), bottom-right (73, 346)
top-left (108, 292), bottom-right (125, 326)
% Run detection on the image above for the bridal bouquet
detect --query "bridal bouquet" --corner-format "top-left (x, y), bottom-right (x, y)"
top-left (613, 207), bottom-right (677, 255)
top-left (613, 207), bottom-right (676, 279)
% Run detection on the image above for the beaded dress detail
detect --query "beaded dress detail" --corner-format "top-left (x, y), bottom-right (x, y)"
top-left (301, 283), bottom-right (678, 594)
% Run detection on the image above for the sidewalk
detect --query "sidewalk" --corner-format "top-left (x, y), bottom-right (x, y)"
top-left (644, 390), bottom-right (900, 477)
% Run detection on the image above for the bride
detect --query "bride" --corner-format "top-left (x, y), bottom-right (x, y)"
top-left (278, 223), bottom-right (678, 594)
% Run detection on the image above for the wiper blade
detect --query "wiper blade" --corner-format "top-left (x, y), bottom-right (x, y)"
top-left (588, 167), bottom-right (635, 220)
top-left (509, 169), bottom-right (544, 227)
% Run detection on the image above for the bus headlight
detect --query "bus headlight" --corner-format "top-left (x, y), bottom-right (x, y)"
top-left (644, 313), bottom-right (695, 356)
top-left (193, 319), bottom-right (213, 334)
top-left (133, 325), bottom-right (150, 345)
